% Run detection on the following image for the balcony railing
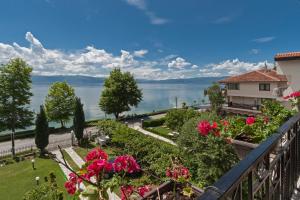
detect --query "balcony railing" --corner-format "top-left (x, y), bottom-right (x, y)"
top-left (198, 113), bottom-right (300, 200)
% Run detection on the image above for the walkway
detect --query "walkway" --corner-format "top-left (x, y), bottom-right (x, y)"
top-left (132, 125), bottom-right (177, 146)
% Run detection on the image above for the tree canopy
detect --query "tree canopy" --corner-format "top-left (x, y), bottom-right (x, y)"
top-left (73, 97), bottom-right (85, 143)
top-left (99, 68), bottom-right (143, 119)
top-left (35, 105), bottom-right (49, 154)
top-left (0, 58), bottom-right (34, 156)
top-left (45, 81), bottom-right (76, 128)
top-left (204, 83), bottom-right (225, 113)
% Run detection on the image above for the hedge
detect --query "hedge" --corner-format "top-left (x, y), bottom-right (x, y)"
top-left (143, 118), bottom-right (166, 128)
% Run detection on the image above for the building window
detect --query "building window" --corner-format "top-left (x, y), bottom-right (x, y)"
top-left (259, 83), bottom-right (270, 91)
top-left (228, 83), bottom-right (240, 90)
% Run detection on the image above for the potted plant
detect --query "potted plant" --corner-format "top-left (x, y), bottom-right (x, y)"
top-left (53, 147), bottom-right (151, 200)
top-left (141, 159), bottom-right (203, 200)
top-left (284, 91), bottom-right (300, 112)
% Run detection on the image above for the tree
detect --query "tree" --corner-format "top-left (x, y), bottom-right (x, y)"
top-left (35, 105), bottom-right (49, 155)
top-left (165, 108), bottom-right (198, 131)
top-left (73, 97), bottom-right (85, 144)
top-left (204, 83), bottom-right (225, 113)
top-left (99, 68), bottom-right (143, 119)
top-left (0, 58), bottom-right (34, 157)
top-left (45, 82), bottom-right (76, 128)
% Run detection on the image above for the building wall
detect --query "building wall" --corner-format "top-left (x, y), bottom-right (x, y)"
top-left (276, 60), bottom-right (300, 94)
top-left (227, 82), bottom-right (279, 99)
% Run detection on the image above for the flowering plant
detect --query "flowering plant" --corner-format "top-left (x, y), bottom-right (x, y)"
top-left (284, 91), bottom-right (300, 111)
top-left (165, 158), bottom-right (194, 198)
top-left (58, 148), bottom-right (150, 200)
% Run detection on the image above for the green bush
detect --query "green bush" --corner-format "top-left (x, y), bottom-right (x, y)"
top-left (165, 108), bottom-right (199, 131)
top-left (143, 118), bottom-right (165, 127)
top-left (177, 113), bottom-right (238, 187)
top-left (110, 121), bottom-right (179, 178)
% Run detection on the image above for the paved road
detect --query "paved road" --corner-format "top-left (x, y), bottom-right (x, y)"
top-left (0, 127), bottom-right (98, 153)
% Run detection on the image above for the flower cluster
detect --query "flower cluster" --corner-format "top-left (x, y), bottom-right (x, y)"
top-left (284, 91), bottom-right (300, 99)
top-left (197, 120), bottom-right (222, 137)
top-left (246, 116), bottom-right (255, 125)
top-left (166, 164), bottom-right (190, 181)
top-left (113, 155), bottom-right (141, 174)
top-left (120, 185), bottom-right (151, 200)
top-left (64, 148), bottom-right (147, 199)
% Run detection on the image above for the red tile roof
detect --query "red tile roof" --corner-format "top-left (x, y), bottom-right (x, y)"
top-left (219, 69), bottom-right (287, 83)
top-left (275, 52), bottom-right (300, 61)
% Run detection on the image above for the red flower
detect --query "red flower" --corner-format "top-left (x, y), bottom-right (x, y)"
top-left (166, 168), bottom-right (172, 177)
top-left (283, 95), bottom-right (290, 100)
top-left (246, 117), bottom-right (255, 125)
top-left (212, 122), bottom-right (218, 129)
top-left (221, 120), bottom-right (229, 127)
top-left (197, 121), bottom-right (212, 136)
top-left (137, 185), bottom-right (151, 197)
top-left (113, 155), bottom-right (140, 174)
top-left (180, 167), bottom-right (190, 179)
top-left (85, 148), bottom-right (108, 162)
top-left (120, 185), bottom-right (134, 200)
top-left (87, 159), bottom-right (107, 175)
top-left (64, 181), bottom-right (76, 195)
top-left (290, 91), bottom-right (300, 98)
top-left (264, 117), bottom-right (269, 124)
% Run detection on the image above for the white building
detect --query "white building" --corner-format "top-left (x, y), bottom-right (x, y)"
top-left (219, 52), bottom-right (300, 111)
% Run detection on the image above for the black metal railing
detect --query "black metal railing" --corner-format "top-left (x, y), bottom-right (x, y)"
top-left (199, 113), bottom-right (300, 200)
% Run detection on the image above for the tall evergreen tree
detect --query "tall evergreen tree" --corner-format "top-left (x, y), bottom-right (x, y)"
top-left (45, 81), bottom-right (76, 128)
top-left (0, 58), bottom-right (34, 157)
top-left (35, 105), bottom-right (49, 155)
top-left (99, 68), bottom-right (143, 119)
top-left (73, 97), bottom-right (85, 144)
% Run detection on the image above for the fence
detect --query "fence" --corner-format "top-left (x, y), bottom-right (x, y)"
top-left (198, 113), bottom-right (300, 200)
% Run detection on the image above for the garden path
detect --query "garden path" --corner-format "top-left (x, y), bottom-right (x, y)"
top-left (132, 125), bottom-right (177, 146)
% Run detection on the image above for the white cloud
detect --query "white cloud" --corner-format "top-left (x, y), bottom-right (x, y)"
top-left (124, 0), bottom-right (168, 25)
top-left (252, 36), bottom-right (275, 43)
top-left (199, 59), bottom-right (273, 77)
top-left (0, 32), bottom-right (274, 80)
top-left (213, 16), bottom-right (232, 24)
top-left (250, 49), bottom-right (259, 55)
top-left (168, 57), bottom-right (191, 70)
top-left (133, 49), bottom-right (148, 57)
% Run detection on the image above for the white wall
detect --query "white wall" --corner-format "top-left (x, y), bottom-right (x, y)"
top-left (276, 60), bottom-right (300, 92)
top-left (227, 82), bottom-right (279, 99)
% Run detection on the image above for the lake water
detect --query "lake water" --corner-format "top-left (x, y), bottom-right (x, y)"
top-left (0, 82), bottom-right (210, 134)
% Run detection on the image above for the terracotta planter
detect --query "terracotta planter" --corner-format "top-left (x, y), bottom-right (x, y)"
top-left (231, 139), bottom-right (258, 160)
top-left (141, 181), bottom-right (203, 200)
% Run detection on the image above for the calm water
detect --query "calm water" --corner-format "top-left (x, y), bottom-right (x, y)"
top-left (0, 83), bottom-right (209, 134)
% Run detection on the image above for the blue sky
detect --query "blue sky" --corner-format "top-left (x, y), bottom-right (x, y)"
top-left (0, 0), bottom-right (299, 79)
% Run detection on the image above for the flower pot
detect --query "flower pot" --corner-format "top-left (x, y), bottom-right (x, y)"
top-left (141, 181), bottom-right (203, 200)
top-left (231, 139), bottom-right (258, 160)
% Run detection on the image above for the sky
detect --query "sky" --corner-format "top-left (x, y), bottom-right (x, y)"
top-left (0, 0), bottom-right (300, 80)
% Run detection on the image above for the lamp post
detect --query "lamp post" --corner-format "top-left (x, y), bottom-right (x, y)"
top-left (35, 176), bottom-right (40, 185)
top-left (31, 159), bottom-right (35, 170)
top-left (71, 130), bottom-right (74, 146)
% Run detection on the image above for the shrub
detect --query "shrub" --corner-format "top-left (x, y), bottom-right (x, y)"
top-left (177, 113), bottom-right (238, 187)
top-left (96, 119), bottom-right (122, 137)
top-left (110, 122), bottom-right (179, 178)
top-left (165, 109), bottom-right (199, 131)
top-left (143, 118), bottom-right (165, 127)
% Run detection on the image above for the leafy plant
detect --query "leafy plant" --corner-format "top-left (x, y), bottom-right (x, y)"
top-left (35, 105), bottom-right (49, 155)
top-left (165, 108), bottom-right (199, 131)
top-left (204, 83), bottom-right (225, 113)
top-left (45, 81), bottom-right (76, 128)
top-left (143, 118), bottom-right (166, 127)
top-left (99, 68), bottom-right (143, 119)
top-left (0, 58), bottom-right (34, 157)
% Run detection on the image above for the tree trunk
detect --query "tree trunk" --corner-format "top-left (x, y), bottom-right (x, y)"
top-left (60, 120), bottom-right (64, 128)
top-left (11, 128), bottom-right (15, 158)
top-left (114, 113), bottom-right (119, 120)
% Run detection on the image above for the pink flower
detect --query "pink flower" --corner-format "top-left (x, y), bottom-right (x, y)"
top-left (246, 116), bottom-right (255, 125)
top-left (211, 122), bottom-right (218, 129)
top-left (64, 181), bottom-right (76, 195)
top-left (120, 185), bottom-right (134, 200)
top-left (113, 155), bottom-right (140, 174)
top-left (85, 148), bottom-right (108, 162)
top-left (290, 91), bottom-right (300, 98)
top-left (264, 117), bottom-right (269, 124)
top-left (87, 159), bottom-right (106, 175)
top-left (283, 95), bottom-right (290, 100)
top-left (197, 121), bottom-right (212, 136)
top-left (221, 120), bottom-right (229, 127)
top-left (180, 167), bottom-right (190, 179)
top-left (137, 185), bottom-right (151, 197)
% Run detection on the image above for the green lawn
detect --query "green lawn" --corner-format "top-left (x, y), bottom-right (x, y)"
top-left (74, 144), bottom-right (117, 161)
top-left (0, 157), bottom-right (73, 200)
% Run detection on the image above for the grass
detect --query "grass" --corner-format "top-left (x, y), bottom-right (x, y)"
top-left (73, 144), bottom-right (118, 161)
top-left (0, 157), bottom-right (73, 200)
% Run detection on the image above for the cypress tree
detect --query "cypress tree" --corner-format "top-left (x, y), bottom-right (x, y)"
top-left (35, 105), bottom-right (49, 155)
top-left (73, 97), bottom-right (85, 144)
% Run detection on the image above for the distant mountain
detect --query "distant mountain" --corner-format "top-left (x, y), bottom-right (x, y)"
top-left (32, 75), bottom-right (227, 85)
